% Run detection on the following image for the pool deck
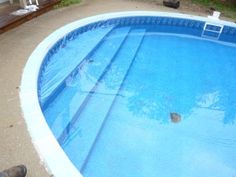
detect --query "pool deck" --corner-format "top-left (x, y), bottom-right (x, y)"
top-left (0, 0), bottom-right (233, 176)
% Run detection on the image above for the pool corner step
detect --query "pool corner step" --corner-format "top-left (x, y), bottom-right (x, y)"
top-left (60, 28), bottom-right (147, 171)
top-left (39, 25), bottom-right (116, 109)
top-left (47, 26), bottom-right (132, 138)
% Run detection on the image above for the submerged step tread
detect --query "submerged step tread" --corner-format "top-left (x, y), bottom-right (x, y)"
top-left (44, 26), bottom-right (132, 138)
top-left (39, 25), bottom-right (115, 105)
top-left (61, 28), bottom-right (146, 170)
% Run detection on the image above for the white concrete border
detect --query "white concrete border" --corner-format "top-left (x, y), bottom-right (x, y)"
top-left (20, 11), bottom-right (236, 177)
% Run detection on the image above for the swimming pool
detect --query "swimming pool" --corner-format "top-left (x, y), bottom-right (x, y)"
top-left (20, 12), bottom-right (236, 177)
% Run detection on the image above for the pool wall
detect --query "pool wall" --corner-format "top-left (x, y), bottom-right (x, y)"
top-left (20, 11), bottom-right (236, 177)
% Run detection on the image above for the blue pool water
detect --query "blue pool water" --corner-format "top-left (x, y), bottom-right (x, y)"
top-left (38, 17), bottom-right (236, 177)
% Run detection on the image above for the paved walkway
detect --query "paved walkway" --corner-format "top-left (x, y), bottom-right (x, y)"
top-left (0, 0), bottom-right (218, 176)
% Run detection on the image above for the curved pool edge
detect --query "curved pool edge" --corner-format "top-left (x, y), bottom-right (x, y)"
top-left (20, 11), bottom-right (236, 177)
top-left (19, 35), bottom-right (83, 177)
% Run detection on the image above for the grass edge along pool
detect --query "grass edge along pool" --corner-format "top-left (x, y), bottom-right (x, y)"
top-left (20, 11), bottom-right (236, 177)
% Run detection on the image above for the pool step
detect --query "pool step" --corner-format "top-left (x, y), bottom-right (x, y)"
top-left (39, 25), bottom-right (116, 107)
top-left (201, 22), bottom-right (223, 40)
top-left (60, 28), bottom-right (146, 170)
top-left (44, 26), bottom-right (132, 138)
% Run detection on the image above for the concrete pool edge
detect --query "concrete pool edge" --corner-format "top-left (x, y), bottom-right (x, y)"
top-left (20, 11), bottom-right (236, 177)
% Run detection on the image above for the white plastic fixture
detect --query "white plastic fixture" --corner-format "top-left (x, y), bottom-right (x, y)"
top-left (208, 11), bottom-right (221, 20)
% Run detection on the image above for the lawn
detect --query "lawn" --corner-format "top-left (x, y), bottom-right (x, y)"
top-left (54, 0), bottom-right (236, 20)
top-left (55, 0), bottom-right (81, 8)
top-left (191, 0), bottom-right (236, 19)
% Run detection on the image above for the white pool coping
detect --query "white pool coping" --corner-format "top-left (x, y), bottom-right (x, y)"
top-left (20, 11), bottom-right (236, 177)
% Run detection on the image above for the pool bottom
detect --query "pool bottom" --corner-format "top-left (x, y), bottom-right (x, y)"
top-left (53, 33), bottom-right (236, 177)
top-left (80, 34), bottom-right (236, 177)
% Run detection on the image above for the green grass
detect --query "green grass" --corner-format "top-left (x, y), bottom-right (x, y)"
top-left (55, 0), bottom-right (81, 8)
top-left (191, 0), bottom-right (236, 19)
